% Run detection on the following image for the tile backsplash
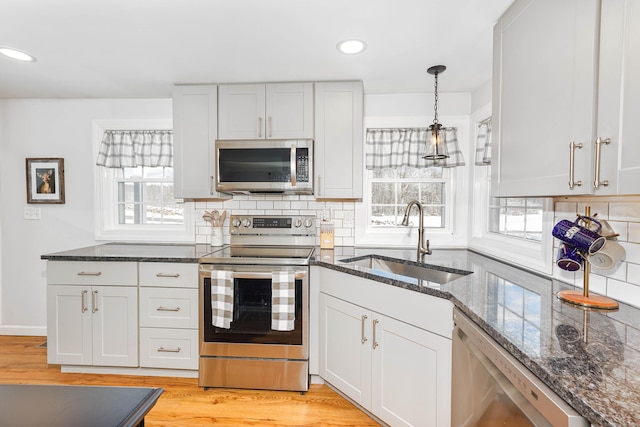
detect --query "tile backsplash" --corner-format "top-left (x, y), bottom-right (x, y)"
top-left (553, 197), bottom-right (640, 308)
top-left (194, 195), bottom-right (357, 247)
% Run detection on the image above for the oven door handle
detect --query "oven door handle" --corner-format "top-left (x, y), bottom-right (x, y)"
top-left (228, 271), bottom-right (307, 280)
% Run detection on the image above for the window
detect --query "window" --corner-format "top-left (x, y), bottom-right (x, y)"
top-left (356, 116), bottom-right (469, 248)
top-left (93, 120), bottom-right (194, 242)
top-left (370, 167), bottom-right (446, 228)
top-left (489, 197), bottom-right (544, 242)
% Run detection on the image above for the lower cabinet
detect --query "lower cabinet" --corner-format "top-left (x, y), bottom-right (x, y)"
top-left (319, 269), bottom-right (452, 427)
top-left (47, 284), bottom-right (138, 366)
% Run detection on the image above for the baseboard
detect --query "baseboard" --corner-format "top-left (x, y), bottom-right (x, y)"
top-left (0, 325), bottom-right (46, 336)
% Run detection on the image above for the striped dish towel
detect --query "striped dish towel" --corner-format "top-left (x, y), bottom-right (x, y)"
top-left (272, 271), bottom-right (295, 331)
top-left (211, 270), bottom-right (234, 329)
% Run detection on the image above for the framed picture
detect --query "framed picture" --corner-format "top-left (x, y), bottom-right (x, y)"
top-left (26, 158), bottom-right (65, 204)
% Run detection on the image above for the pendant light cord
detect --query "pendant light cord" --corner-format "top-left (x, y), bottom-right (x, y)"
top-left (433, 71), bottom-right (439, 125)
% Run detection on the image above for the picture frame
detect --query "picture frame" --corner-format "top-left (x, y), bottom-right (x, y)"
top-left (26, 158), bottom-right (65, 204)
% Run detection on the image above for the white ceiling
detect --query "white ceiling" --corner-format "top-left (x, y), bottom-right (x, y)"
top-left (0, 0), bottom-right (514, 99)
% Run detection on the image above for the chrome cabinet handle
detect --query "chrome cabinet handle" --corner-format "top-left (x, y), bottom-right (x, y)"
top-left (361, 315), bottom-right (368, 344)
top-left (210, 176), bottom-right (215, 195)
top-left (568, 141), bottom-right (583, 189)
top-left (81, 290), bottom-right (88, 313)
top-left (268, 116), bottom-right (272, 138)
top-left (258, 116), bottom-right (263, 138)
top-left (156, 273), bottom-right (181, 278)
top-left (372, 319), bottom-right (379, 349)
top-left (91, 290), bottom-right (99, 313)
top-left (593, 137), bottom-right (611, 188)
top-left (317, 175), bottom-right (322, 197)
top-left (157, 306), bottom-right (181, 312)
top-left (157, 347), bottom-right (181, 353)
top-left (77, 271), bottom-right (102, 276)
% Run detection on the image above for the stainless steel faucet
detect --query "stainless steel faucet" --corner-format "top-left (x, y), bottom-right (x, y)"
top-left (401, 200), bottom-right (432, 260)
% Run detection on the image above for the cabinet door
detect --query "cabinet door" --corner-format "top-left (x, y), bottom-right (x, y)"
top-left (266, 82), bottom-right (314, 139)
top-left (91, 286), bottom-right (138, 367)
top-left (492, 0), bottom-right (600, 196)
top-left (319, 293), bottom-right (372, 409)
top-left (616, 0), bottom-right (640, 193)
top-left (47, 285), bottom-right (92, 365)
top-left (371, 314), bottom-right (452, 427)
top-left (173, 85), bottom-right (230, 199)
top-left (314, 81), bottom-right (364, 199)
top-left (218, 84), bottom-right (266, 139)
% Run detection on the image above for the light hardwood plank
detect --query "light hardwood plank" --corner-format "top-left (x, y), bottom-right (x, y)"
top-left (0, 336), bottom-right (380, 426)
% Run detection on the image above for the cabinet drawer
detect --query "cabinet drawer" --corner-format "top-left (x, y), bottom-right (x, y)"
top-left (139, 287), bottom-right (198, 329)
top-left (47, 261), bottom-right (137, 286)
top-left (139, 328), bottom-right (198, 370)
top-left (139, 262), bottom-right (198, 288)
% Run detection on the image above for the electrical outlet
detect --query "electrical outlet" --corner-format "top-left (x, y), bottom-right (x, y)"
top-left (24, 207), bottom-right (41, 220)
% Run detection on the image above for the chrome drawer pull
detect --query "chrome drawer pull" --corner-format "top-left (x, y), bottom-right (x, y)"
top-left (568, 141), bottom-right (583, 189)
top-left (157, 347), bottom-right (181, 353)
top-left (77, 271), bottom-right (102, 276)
top-left (593, 137), bottom-right (611, 188)
top-left (157, 306), bottom-right (181, 312)
top-left (361, 315), bottom-right (368, 344)
top-left (91, 290), bottom-right (99, 313)
top-left (372, 319), bottom-right (379, 349)
top-left (81, 290), bottom-right (88, 313)
top-left (156, 273), bottom-right (181, 278)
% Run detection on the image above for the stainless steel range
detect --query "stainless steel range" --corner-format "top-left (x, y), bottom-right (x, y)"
top-left (198, 215), bottom-right (315, 391)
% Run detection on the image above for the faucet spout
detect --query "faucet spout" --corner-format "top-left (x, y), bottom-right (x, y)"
top-left (401, 200), bottom-right (432, 261)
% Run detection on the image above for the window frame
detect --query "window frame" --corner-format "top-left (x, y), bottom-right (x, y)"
top-left (355, 116), bottom-right (470, 248)
top-left (468, 106), bottom-right (554, 275)
top-left (92, 119), bottom-right (195, 243)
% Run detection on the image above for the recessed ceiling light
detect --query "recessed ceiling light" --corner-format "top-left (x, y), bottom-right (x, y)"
top-left (336, 39), bottom-right (367, 55)
top-left (0, 47), bottom-right (37, 62)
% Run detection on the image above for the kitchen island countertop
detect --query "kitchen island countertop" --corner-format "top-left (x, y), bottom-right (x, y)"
top-left (314, 247), bottom-right (640, 427)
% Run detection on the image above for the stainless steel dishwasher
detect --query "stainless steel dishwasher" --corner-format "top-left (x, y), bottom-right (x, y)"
top-left (451, 308), bottom-right (589, 426)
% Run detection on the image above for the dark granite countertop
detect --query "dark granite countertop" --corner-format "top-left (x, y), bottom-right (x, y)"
top-left (313, 247), bottom-right (640, 427)
top-left (41, 242), bottom-right (216, 263)
top-left (40, 243), bottom-right (640, 426)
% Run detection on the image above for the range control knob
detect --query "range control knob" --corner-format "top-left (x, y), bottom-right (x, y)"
top-left (231, 218), bottom-right (241, 228)
top-left (303, 218), bottom-right (314, 228)
top-left (293, 218), bottom-right (303, 228)
top-left (242, 218), bottom-right (252, 228)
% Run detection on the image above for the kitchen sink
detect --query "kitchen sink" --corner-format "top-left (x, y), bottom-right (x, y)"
top-left (339, 254), bottom-right (472, 285)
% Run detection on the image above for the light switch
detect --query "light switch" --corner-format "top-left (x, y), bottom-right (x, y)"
top-left (24, 207), bottom-right (41, 220)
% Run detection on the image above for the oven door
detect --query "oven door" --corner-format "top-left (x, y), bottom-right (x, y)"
top-left (199, 264), bottom-right (308, 360)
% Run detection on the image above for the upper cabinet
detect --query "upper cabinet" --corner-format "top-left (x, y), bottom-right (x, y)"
top-left (492, 0), bottom-right (640, 197)
top-left (314, 81), bottom-right (364, 199)
top-left (172, 85), bottom-right (231, 199)
top-left (218, 82), bottom-right (314, 140)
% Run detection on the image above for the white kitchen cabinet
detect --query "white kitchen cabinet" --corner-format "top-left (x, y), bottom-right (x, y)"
top-left (492, 0), bottom-right (640, 197)
top-left (319, 268), bottom-right (452, 427)
top-left (218, 82), bottom-right (314, 140)
top-left (172, 84), bottom-right (231, 199)
top-left (138, 262), bottom-right (199, 370)
top-left (314, 81), bottom-right (364, 199)
top-left (47, 283), bottom-right (138, 367)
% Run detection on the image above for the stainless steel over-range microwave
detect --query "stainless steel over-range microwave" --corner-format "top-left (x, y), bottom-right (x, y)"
top-left (215, 139), bottom-right (313, 195)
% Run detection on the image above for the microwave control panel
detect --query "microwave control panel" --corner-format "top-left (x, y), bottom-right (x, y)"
top-left (296, 148), bottom-right (309, 182)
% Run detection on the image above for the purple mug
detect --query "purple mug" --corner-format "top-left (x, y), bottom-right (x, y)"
top-left (552, 218), bottom-right (606, 255)
top-left (556, 243), bottom-right (584, 271)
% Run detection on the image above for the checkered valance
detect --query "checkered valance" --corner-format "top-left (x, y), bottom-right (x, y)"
top-left (475, 119), bottom-right (492, 166)
top-left (365, 127), bottom-right (465, 169)
top-left (96, 130), bottom-right (173, 168)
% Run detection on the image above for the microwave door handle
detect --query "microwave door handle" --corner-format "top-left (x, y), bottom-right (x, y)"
top-left (290, 146), bottom-right (297, 187)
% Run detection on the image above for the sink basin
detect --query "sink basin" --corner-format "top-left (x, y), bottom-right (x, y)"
top-left (339, 254), bottom-right (472, 285)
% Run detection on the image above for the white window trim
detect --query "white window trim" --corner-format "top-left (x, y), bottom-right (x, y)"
top-left (467, 105), bottom-right (554, 275)
top-left (92, 119), bottom-right (195, 243)
top-left (355, 115), bottom-right (470, 248)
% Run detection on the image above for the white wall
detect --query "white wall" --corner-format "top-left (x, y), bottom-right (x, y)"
top-left (0, 99), bottom-right (172, 335)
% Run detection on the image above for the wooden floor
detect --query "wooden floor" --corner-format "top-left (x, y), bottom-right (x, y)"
top-left (0, 336), bottom-right (380, 426)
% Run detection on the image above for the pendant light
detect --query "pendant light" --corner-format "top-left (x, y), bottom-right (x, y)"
top-left (423, 65), bottom-right (449, 160)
